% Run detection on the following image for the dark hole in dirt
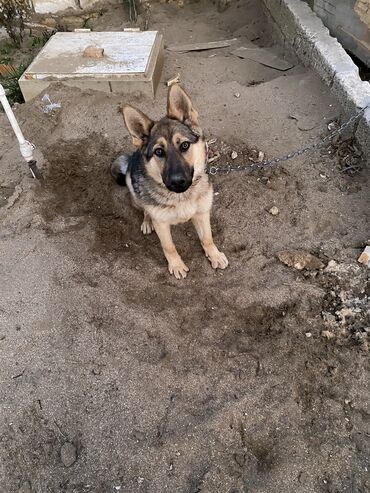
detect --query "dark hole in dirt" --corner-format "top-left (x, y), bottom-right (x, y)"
top-left (347, 51), bottom-right (370, 82)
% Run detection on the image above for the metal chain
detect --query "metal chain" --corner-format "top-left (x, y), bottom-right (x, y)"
top-left (206, 103), bottom-right (370, 175)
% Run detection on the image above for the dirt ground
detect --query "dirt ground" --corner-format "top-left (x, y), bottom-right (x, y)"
top-left (0, 1), bottom-right (370, 492)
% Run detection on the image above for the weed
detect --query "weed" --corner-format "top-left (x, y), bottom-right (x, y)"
top-left (0, 0), bottom-right (33, 47)
top-left (0, 62), bottom-right (28, 105)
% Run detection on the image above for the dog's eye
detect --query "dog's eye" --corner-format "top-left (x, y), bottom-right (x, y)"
top-left (154, 148), bottom-right (165, 158)
top-left (180, 142), bottom-right (190, 152)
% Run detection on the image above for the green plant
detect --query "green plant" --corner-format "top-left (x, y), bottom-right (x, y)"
top-left (122, 0), bottom-right (138, 23)
top-left (30, 29), bottom-right (54, 49)
top-left (0, 0), bottom-right (33, 47)
top-left (0, 62), bottom-right (28, 105)
top-left (0, 41), bottom-right (15, 64)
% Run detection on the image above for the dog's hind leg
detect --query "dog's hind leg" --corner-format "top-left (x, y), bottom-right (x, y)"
top-left (192, 212), bottom-right (228, 270)
top-left (141, 211), bottom-right (153, 235)
top-left (152, 220), bottom-right (189, 279)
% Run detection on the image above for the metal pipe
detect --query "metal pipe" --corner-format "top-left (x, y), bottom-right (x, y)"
top-left (0, 83), bottom-right (41, 179)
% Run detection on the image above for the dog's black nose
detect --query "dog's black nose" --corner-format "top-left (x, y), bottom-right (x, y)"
top-left (167, 174), bottom-right (190, 193)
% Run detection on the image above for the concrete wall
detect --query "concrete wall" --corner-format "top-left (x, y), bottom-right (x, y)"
top-left (262, 0), bottom-right (370, 159)
top-left (33, 0), bottom-right (102, 14)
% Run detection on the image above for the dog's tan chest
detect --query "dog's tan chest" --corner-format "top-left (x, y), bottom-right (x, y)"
top-left (147, 184), bottom-right (213, 225)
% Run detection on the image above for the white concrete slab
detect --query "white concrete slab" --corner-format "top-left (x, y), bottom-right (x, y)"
top-left (24, 32), bottom-right (158, 78)
top-left (19, 31), bottom-right (164, 100)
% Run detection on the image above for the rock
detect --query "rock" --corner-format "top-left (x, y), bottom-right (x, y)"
top-left (277, 250), bottom-right (325, 271)
top-left (83, 46), bottom-right (104, 58)
top-left (322, 330), bottom-right (335, 340)
top-left (258, 151), bottom-right (265, 162)
top-left (358, 246), bottom-right (370, 267)
top-left (234, 92), bottom-right (240, 98)
top-left (305, 332), bottom-right (312, 338)
top-left (269, 206), bottom-right (279, 216)
top-left (60, 442), bottom-right (77, 467)
top-left (231, 151), bottom-right (238, 160)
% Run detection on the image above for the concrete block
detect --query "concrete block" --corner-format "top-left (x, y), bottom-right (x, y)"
top-left (19, 31), bottom-right (164, 101)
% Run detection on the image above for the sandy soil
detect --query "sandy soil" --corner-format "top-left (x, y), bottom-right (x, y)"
top-left (0, 1), bottom-right (369, 492)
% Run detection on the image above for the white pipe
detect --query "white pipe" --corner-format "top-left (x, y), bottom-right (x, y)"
top-left (0, 83), bottom-right (35, 163)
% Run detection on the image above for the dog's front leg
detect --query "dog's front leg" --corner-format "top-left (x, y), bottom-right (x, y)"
top-left (192, 212), bottom-right (228, 270)
top-left (152, 220), bottom-right (189, 279)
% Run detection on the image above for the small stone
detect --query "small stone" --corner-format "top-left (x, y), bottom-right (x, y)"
top-left (322, 330), bottom-right (335, 340)
top-left (344, 399), bottom-right (351, 405)
top-left (60, 442), bottom-right (77, 467)
top-left (277, 250), bottom-right (325, 271)
top-left (234, 92), bottom-right (240, 98)
top-left (358, 246), bottom-right (370, 267)
top-left (305, 332), bottom-right (312, 338)
top-left (258, 151), bottom-right (265, 162)
top-left (83, 46), bottom-right (104, 58)
top-left (269, 206), bottom-right (279, 216)
top-left (231, 151), bottom-right (238, 160)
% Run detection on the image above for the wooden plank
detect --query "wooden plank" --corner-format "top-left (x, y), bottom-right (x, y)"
top-left (231, 46), bottom-right (294, 71)
top-left (0, 64), bottom-right (15, 76)
top-left (167, 39), bottom-right (236, 53)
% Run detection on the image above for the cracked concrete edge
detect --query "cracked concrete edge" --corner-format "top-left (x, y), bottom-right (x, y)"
top-left (262, 0), bottom-right (370, 159)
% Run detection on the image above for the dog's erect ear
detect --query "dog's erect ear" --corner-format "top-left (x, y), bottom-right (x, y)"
top-left (167, 84), bottom-right (200, 131)
top-left (122, 105), bottom-right (154, 147)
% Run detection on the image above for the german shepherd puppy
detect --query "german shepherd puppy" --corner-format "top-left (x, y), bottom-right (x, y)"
top-left (111, 84), bottom-right (228, 279)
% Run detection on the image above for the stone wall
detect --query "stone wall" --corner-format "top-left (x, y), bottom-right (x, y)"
top-left (32, 0), bottom-right (106, 14)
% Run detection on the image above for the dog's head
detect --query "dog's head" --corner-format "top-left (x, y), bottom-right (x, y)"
top-left (122, 85), bottom-right (206, 194)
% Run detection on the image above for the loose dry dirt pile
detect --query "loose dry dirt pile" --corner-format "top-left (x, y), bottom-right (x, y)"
top-left (0, 1), bottom-right (369, 492)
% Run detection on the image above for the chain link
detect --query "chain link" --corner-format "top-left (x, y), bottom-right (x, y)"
top-left (206, 103), bottom-right (370, 175)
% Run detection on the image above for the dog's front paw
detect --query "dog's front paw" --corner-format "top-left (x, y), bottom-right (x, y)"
top-left (141, 218), bottom-right (153, 235)
top-left (168, 258), bottom-right (189, 279)
top-left (207, 250), bottom-right (229, 270)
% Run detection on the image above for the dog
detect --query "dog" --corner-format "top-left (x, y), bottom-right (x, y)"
top-left (111, 84), bottom-right (228, 279)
